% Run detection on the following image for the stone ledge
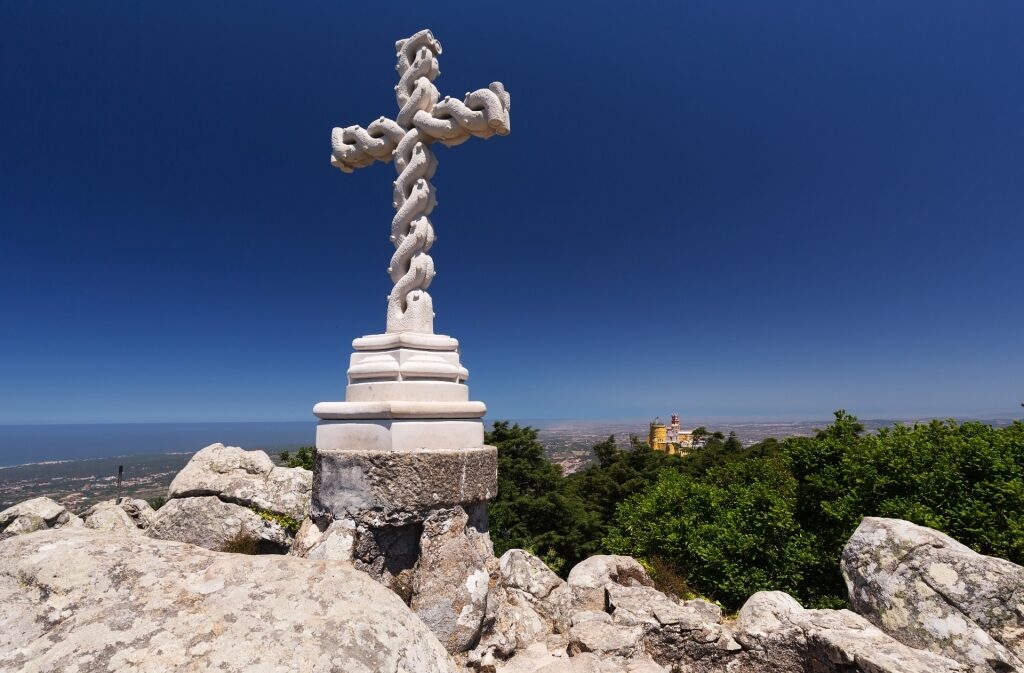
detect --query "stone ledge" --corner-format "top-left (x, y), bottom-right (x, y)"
top-left (313, 400), bottom-right (486, 420)
top-left (313, 446), bottom-right (497, 522)
top-left (353, 332), bottom-right (460, 352)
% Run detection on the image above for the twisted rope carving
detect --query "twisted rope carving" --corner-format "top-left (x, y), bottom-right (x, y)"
top-left (330, 29), bottom-right (511, 334)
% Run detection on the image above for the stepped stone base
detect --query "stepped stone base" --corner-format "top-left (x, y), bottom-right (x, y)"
top-left (308, 330), bottom-right (498, 654)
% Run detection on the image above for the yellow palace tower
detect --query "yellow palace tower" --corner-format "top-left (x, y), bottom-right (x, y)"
top-left (648, 414), bottom-right (696, 455)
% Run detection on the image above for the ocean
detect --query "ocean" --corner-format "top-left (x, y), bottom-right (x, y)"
top-left (0, 421), bottom-right (315, 468)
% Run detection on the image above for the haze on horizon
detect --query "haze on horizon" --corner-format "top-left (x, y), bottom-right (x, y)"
top-left (2, 2), bottom-right (1022, 425)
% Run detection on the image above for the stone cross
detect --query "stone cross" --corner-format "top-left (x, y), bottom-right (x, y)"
top-left (314, 31), bottom-right (507, 653)
top-left (330, 29), bottom-right (511, 334)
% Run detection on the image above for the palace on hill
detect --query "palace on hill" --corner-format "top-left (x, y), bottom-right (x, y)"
top-left (649, 414), bottom-right (706, 455)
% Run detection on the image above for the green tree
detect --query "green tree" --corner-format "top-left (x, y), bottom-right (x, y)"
top-left (486, 421), bottom-right (588, 573)
top-left (279, 446), bottom-right (314, 470)
top-left (606, 456), bottom-right (818, 609)
top-left (786, 412), bottom-right (1024, 599)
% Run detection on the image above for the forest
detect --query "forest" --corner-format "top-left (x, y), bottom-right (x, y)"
top-left (486, 412), bottom-right (1024, 610)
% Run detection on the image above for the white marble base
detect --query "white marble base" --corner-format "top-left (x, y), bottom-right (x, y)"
top-left (316, 419), bottom-right (484, 452)
top-left (345, 381), bottom-right (469, 403)
top-left (313, 331), bottom-right (486, 452)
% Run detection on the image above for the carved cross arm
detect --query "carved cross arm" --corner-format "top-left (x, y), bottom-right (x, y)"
top-left (330, 117), bottom-right (405, 173)
top-left (412, 82), bottom-right (511, 147)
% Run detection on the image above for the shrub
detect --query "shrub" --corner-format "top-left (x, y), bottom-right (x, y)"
top-left (279, 446), bottom-right (315, 470)
top-left (221, 533), bottom-right (261, 555)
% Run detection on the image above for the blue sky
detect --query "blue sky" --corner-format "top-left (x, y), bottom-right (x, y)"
top-left (2, 2), bottom-right (1022, 424)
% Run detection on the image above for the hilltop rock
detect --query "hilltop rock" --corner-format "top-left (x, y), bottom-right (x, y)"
top-left (81, 499), bottom-right (138, 534)
top-left (146, 495), bottom-right (291, 552)
top-left (119, 498), bottom-right (158, 529)
top-left (411, 505), bottom-right (496, 654)
top-left (842, 517), bottom-right (1024, 672)
top-left (567, 555), bottom-right (654, 613)
top-left (168, 443), bottom-right (312, 520)
top-left (499, 549), bottom-right (572, 631)
top-left (0, 528), bottom-right (456, 673)
top-left (0, 496), bottom-right (81, 539)
top-left (290, 516), bottom-right (356, 561)
top-left (732, 590), bottom-right (965, 673)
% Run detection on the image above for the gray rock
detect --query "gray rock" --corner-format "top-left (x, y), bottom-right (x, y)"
top-left (0, 497), bottom-right (81, 539)
top-left (410, 505), bottom-right (495, 654)
top-left (567, 620), bottom-right (644, 658)
top-left (567, 555), bottom-right (654, 612)
top-left (842, 517), bottom-right (1024, 672)
top-left (572, 610), bottom-right (613, 625)
top-left (145, 495), bottom-right (291, 552)
top-left (168, 443), bottom-right (311, 520)
top-left (81, 500), bottom-right (138, 534)
top-left (605, 584), bottom-right (732, 668)
top-left (489, 641), bottom-right (565, 673)
top-left (501, 548), bottom-right (564, 599)
top-left (607, 584), bottom-right (720, 629)
top-left (732, 590), bottom-right (966, 673)
top-left (119, 498), bottom-right (157, 529)
top-left (290, 516), bottom-right (356, 561)
top-left (0, 528), bottom-right (456, 673)
top-left (499, 548), bottom-right (572, 632)
top-left (475, 586), bottom-right (549, 660)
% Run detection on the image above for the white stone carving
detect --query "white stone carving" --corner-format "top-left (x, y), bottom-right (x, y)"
top-left (330, 29), bottom-right (511, 334)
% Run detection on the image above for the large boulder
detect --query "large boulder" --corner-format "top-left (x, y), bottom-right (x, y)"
top-left (732, 591), bottom-right (965, 673)
top-left (168, 443), bottom-right (312, 520)
top-left (290, 516), bottom-right (356, 561)
top-left (146, 495), bottom-right (291, 552)
top-left (0, 497), bottom-right (81, 539)
top-left (119, 498), bottom-right (158, 529)
top-left (81, 500), bottom-right (139, 534)
top-left (410, 505), bottom-right (495, 654)
top-left (566, 555), bottom-right (654, 613)
top-left (0, 528), bottom-right (456, 673)
top-left (842, 517), bottom-right (1024, 672)
top-left (605, 584), bottom-right (736, 666)
top-left (500, 549), bottom-right (572, 631)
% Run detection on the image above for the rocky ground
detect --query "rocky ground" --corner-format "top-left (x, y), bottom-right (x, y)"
top-left (1, 444), bottom-right (1021, 673)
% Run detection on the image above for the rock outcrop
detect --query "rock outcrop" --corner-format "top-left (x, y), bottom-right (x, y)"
top-left (81, 499), bottom-right (139, 533)
top-left (842, 516), bottom-right (1024, 672)
top-left (146, 444), bottom-right (311, 552)
top-left (1, 482), bottom-right (1017, 673)
top-left (499, 548), bottom-right (572, 632)
top-left (567, 555), bottom-right (654, 613)
top-left (146, 495), bottom-right (292, 553)
top-left (0, 496), bottom-right (81, 539)
top-left (119, 498), bottom-right (158, 529)
top-left (467, 547), bottom-right (968, 673)
top-left (732, 590), bottom-right (965, 673)
top-left (168, 443), bottom-right (312, 520)
top-left (0, 528), bottom-right (456, 673)
top-left (411, 505), bottom-right (496, 654)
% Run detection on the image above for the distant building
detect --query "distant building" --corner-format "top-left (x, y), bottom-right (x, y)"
top-left (648, 414), bottom-right (705, 455)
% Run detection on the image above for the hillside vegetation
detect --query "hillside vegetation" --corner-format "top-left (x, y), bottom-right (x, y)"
top-left (487, 412), bottom-right (1024, 610)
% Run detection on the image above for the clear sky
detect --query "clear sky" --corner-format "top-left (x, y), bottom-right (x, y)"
top-left (2, 2), bottom-right (1022, 424)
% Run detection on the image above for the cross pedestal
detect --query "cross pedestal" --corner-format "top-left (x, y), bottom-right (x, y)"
top-left (312, 331), bottom-right (496, 524)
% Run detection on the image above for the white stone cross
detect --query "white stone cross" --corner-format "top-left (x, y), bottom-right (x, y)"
top-left (331, 29), bottom-right (511, 334)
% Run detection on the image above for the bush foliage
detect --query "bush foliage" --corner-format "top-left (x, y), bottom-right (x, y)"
top-left (487, 413), bottom-right (1024, 610)
top-left (279, 446), bottom-right (315, 471)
